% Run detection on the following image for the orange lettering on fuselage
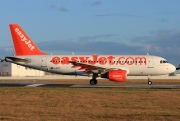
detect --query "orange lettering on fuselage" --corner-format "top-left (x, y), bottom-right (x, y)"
top-left (98, 57), bottom-right (107, 65)
top-left (51, 55), bottom-right (147, 66)
top-left (126, 57), bottom-right (134, 65)
top-left (52, 57), bottom-right (60, 65)
top-left (71, 57), bottom-right (78, 62)
top-left (135, 57), bottom-right (146, 65)
top-left (88, 55), bottom-right (98, 65)
top-left (107, 56), bottom-right (115, 65)
top-left (61, 57), bottom-right (69, 65)
top-left (79, 57), bottom-right (89, 63)
top-left (118, 57), bottom-right (125, 65)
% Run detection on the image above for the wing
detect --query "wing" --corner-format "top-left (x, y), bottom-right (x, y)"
top-left (69, 61), bottom-right (107, 74)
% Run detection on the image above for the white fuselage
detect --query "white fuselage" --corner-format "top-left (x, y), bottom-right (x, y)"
top-left (6, 55), bottom-right (176, 77)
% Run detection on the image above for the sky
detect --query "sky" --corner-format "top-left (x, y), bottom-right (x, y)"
top-left (0, 0), bottom-right (180, 66)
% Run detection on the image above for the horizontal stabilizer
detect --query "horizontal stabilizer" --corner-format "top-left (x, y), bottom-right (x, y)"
top-left (5, 56), bottom-right (31, 63)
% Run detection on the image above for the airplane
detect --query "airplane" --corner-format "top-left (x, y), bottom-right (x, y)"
top-left (5, 24), bottom-right (176, 85)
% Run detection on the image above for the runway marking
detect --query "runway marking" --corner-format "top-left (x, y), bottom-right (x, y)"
top-left (25, 84), bottom-right (46, 87)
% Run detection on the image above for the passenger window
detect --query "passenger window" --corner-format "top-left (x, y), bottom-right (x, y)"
top-left (160, 60), bottom-right (162, 64)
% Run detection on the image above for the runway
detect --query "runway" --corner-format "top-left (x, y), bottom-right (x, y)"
top-left (0, 83), bottom-right (180, 88)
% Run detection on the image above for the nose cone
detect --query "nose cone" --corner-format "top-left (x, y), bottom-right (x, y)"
top-left (169, 64), bottom-right (176, 73)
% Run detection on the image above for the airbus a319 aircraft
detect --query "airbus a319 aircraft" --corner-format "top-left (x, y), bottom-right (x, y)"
top-left (5, 24), bottom-right (176, 85)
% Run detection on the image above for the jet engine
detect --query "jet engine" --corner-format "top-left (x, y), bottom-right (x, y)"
top-left (101, 70), bottom-right (126, 82)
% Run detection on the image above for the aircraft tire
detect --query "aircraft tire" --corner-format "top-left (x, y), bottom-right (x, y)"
top-left (148, 81), bottom-right (152, 85)
top-left (90, 79), bottom-right (97, 85)
top-left (94, 79), bottom-right (98, 84)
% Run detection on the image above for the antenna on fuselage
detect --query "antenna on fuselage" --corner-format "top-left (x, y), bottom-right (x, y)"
top-left (72, 52), bottom-right (74, 55)
top-left (147, 53), bottom-right (149, 55)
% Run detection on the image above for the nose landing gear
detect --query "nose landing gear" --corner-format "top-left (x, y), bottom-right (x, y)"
top-left (147, 75), bottom-right (152, 85)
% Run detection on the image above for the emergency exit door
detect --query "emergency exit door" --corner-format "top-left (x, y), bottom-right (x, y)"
top-left (41, 57), bottom-right (47, 67)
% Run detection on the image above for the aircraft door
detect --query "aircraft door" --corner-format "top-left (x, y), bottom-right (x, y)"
top-left (41, 57), bottom-right (47, 67)
top-left (148, 57), bottom-right (154, 68)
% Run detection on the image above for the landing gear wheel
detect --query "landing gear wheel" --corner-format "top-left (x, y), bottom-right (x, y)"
top-left (148, 81), bottom-right (152, 85)
top-left (94, 80), bottom-right (98, 84)
top-left (147, 75), bottom-right (152, 85)
top-left (90, 79), bottom-right (97, 85)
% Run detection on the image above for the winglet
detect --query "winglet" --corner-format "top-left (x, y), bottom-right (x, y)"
top-left (9, 24), bottom-right (46, 56)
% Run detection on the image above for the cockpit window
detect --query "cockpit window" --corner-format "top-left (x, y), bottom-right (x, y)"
top-left (163, 60), bottom-right (167, 63)
top-left (160, 60), bottom-right (168, 64)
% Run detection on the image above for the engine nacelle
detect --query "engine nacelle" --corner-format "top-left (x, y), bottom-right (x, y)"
top-left (101, 70), bottom-right (126, 82)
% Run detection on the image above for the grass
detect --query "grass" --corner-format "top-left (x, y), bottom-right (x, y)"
top-left (0, 85), bottom-right (180, 121)
top-left (0, 79), bottom-right (180, 121)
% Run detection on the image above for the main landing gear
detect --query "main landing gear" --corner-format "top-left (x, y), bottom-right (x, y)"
top-left (147, 75), bottom-right (152, 85)
top-left (89, 73), bottom-right (98, 85)
top-left (90, 79), bottom-right (98, 85)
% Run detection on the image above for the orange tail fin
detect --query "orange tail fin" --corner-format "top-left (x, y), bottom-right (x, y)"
top-left (9, 24), bottom-right (46, 56)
